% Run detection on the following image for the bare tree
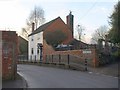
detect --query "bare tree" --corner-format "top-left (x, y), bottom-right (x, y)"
top-left (28, 6), bottom-right (45, 29)
top-left (76, 24), bottom-right (85, 41)
top-left (22, 6), bottom-right (45, 40)
top-left (91, 25), bottom-right (108, 44)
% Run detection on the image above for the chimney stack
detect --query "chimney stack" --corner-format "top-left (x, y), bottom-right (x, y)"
top-left (32, 22), bottom-right (35, 32)
top-left (66, 11), bottom-right (74, 38)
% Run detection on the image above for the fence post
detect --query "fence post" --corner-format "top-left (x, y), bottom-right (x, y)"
top-left (45, 55), bottom-right (47, 64)
top-left (52, 55), bottom-right (53, 63)
top-left (24, 55), bottom-right (25, 63)
top-left (35, 55), bottom-right (36, 63)
top-left (59, 54), bottom-right (61, 64)
top-left (23, 55), bottom-right (24, 62)
top-left (68, 54), bottom-right (70, 65)
top-left (85, 59), bottom-right (88, 71)
top-left (31, 55), bottom-right (32, 63)
top-left (27, 55), bottom-right (28, 63)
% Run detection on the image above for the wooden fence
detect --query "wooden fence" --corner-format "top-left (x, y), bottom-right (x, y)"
top-left (18, 54), bottom-right (89, 71)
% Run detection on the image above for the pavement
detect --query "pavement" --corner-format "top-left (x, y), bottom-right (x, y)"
top-left (87, 62), bottom-right (119, 77)
top-left (2, 73), bottom-right (28, 89)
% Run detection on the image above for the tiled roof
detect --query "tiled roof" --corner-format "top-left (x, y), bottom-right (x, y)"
top-left (69, 39), bottom-right (88, 45)
top-left (28, 17), bottom-right (60, 36)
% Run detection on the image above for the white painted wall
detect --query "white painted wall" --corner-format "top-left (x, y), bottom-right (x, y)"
top-left (28, 31), bottom-right (43, 61)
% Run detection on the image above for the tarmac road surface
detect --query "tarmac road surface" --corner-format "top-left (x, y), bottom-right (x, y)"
top-left (17, 64), bottom-right (118, 88)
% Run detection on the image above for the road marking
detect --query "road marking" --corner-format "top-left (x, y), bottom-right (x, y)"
top-left (96, 73), bottom-right (100, 75)
top-left (88, 72), bottom-right (92, 74)
top-left (101, 74), bottom-right (118, 78)
top-left (17, 72), bottom-right (24, 77)
top-left (17, 72), bottom-right (28, 88)
top-left (88, 71), bottom-right (118, 78)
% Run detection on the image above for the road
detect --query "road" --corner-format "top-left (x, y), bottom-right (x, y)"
top-left (17, 64), bottom-right (118, 88)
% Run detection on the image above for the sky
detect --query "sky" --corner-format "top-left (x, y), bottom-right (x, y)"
top-left (0, 0), bottom-right (118, 43)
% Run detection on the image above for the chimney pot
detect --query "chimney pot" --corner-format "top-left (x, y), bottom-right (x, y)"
top-left (66, 12), bottom-right (74, 38)
top-left (32, 22), bottom-right (35, 32)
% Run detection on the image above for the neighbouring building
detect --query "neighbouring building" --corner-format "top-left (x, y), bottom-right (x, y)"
top-left (18, 36), bottom-right (28, 55)
top-left (0, 31), bottom-right (18, 80)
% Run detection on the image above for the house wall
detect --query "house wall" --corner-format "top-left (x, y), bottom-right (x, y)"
top-left (28, 17), bottom-right (73, 62)
top-left (43, 17), bottom-right (73, 44)
top-left (42, 17), bottom-right (74, 63)
top-left (28, 31), bottom-right (43, 61)
top-left (1, 31), bottom-right (18, 80)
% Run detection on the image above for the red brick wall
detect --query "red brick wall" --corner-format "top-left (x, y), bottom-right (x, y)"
top-left (43, 17), bottom-right (73, 44)
top-left (43, 17), bottom-right (73, 63)
top-left (43, 40), bottom-right (99, 67)
top-left (42, 18), bottom-right (99, 67)
top-left (1, 31), bottom-right (18, 80)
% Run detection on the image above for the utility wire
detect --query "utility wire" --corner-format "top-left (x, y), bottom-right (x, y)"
top-left (80, 1), bottom-right (97, 20)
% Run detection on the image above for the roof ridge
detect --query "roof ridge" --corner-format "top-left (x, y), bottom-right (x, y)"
top-left (28, 17), bottom-right (61, 36)
top-left (36, 16), bottom-right (60, 30)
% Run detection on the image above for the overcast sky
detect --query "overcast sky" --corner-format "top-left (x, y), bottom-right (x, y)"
top-left (0, 0), bottom-right (118, 43)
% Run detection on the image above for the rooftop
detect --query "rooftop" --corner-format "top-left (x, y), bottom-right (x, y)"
top-left (28, 17), bottom-right (61, 36)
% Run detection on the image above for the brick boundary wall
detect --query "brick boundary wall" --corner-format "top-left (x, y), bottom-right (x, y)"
top-left (43, 40), bottom-right (99, 67)
top-left (1, 31), bottom-right (18, 80)
top-left (44, 49), bottom-right (99, 67)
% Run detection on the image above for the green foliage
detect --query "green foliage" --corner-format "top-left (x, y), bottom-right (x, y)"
top-left (112, 49), bottom-right (120, 57)
top-left (108, 1), bottom-right (120, 44)
top-left (19, 36), bottom-right (28, 55)
top-left (19, 43), bottom-right (28, 55)
top-left (44, 30), bottom-right (67, 48)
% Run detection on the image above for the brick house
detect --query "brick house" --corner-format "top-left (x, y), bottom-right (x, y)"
top-left (28, 12), bottom-right (99, 67)
top-left (28, 13), bottom-right (74, 62)
top-left (0, 31), bottom-right (18, 80)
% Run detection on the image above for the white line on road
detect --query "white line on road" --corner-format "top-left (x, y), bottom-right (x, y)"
top-left (17, 72), bottom-right (24, 78)
top-left (88, 71), bottom-right (118, 79)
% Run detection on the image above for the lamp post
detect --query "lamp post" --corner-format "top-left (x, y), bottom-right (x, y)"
top-left (85, 59), bottom-right (87, 71)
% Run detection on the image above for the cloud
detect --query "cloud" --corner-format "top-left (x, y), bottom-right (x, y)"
top-left (91, 7), bottom-right (109, 14)
top-left (0, 0), bottom-right (29, 31)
